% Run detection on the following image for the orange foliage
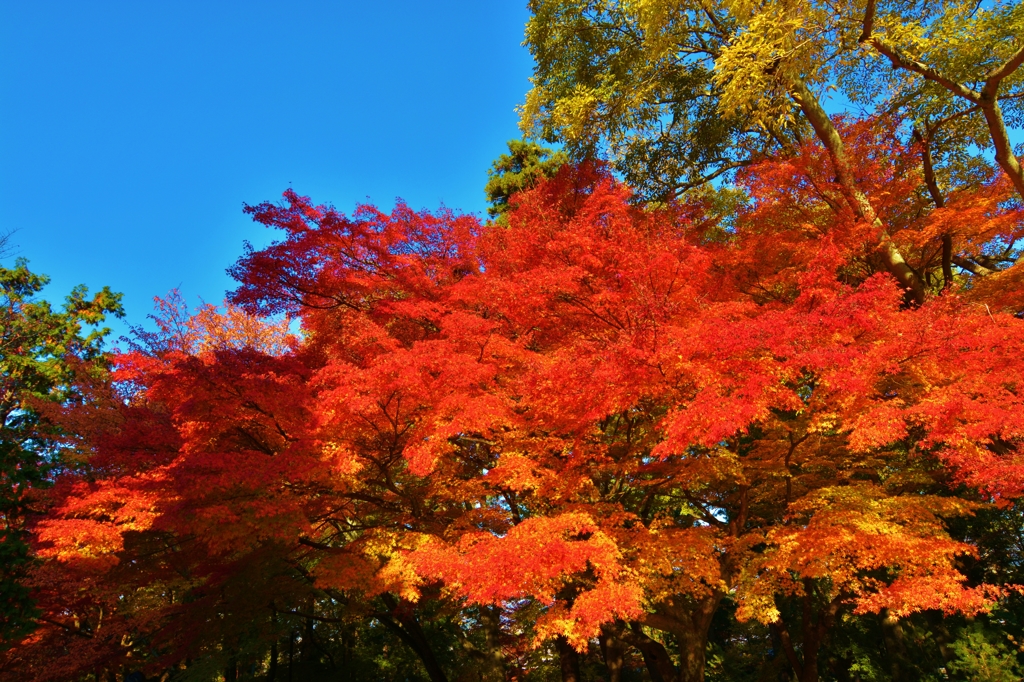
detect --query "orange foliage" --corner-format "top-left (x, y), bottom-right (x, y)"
top-left (8, 119), bottom-right (1024, 680)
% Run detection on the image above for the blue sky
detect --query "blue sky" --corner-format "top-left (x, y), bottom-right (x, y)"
top-left (3, 3), bottom-right (1019, 341)
top-left (0, 1), bottom-right (533, 338)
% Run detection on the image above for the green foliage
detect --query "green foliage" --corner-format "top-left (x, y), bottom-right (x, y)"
top-left (944, 625), bottom-right (1024, 682)
top-left (0, 259), bottom-right (122, 643)
top-left (520, 0), bottom-right (790, 200)
top-left (521, 0), bottom-right (1024, 205)
top-left (484, 139), bottom-right (567, 218)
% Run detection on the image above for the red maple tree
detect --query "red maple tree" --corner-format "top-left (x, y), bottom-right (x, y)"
top-left (7, 118), bottom-right (1024, 682)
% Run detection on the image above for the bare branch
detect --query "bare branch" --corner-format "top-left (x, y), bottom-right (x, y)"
top-left (0, 229), bottom-right (16, 259)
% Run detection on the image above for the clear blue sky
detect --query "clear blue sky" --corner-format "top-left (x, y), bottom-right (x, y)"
top-left (4, 3), bottom-right (1019, 341)
top-left (0, 1), bottom-right (533, 337)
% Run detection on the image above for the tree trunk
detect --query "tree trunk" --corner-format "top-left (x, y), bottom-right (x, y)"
top-left (913, 126), bottom-right (954, 288)
top-left (941, 235), bottom-right (953, 287)
top-left (599, 624), bottom-right (625, 682)
top-left (643, 591), bottom-right (723, 682)
top-left (288, 630), bottom-right (294, 682)
top-left (378, 594), bottom-right (449, 682)
top-left (879, 610), bottom-right (907, 682)
top-left (771, 621), bottom-right (806, 682)
top-left (302, 596), bottom-right (315, 663)
top-left (771, 586), bottom-right (841, 682)
top-left (620, 623), bottom-right (677, 682)
top-left (555, 636), bottom-right (583, 682)
top-left (479, 606), bottom-right (507, 676)
top-left (675, 608), bottom-right (717, 682)
top-left (800, 651), bottom-right (819, 682)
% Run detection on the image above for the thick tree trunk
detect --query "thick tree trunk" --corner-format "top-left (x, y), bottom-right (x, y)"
top-left (479, 606), bottom-right (507, 676)
top-left (676, 602), bottom-right (718, 682)
top-left (979, 99), bottom-right (1024, 201)
top-left (599, 624), bottom-right (625, 682)
top-left (378, 594), bottom-right (449, 682)
top-left (643, 591), bottom-right (723, 682)
top-left (620, 623), bottom-right (677, 682)
top-left (880, 610), bottom-right (907, 681)
top-left (771, 586), bottom-right (841, 682)
top-left (800, 651), bottom-right (819, 682)
top-left (556, 636), bottom-right (583, 682)
top-left (288, 631), bottom-right (294, 682)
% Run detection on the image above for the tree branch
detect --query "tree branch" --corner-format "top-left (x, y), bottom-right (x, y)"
top-left (858, 8), bottom-right (981, 105)
top-left (983, 43), bottom-right (1024, 84)
top-left (912, 126), bottom-right (953, 286)
top-left (952, 256), bottom-right (997, 277)
top-left (866, 37), bottom-right (981, 102)
top-left (858, 0), bottom-right (876, 42)
top-left (37, 616), bottom-right (93, 639)
top-left (789, 78), bottom-right (926, 303)
top-left (858, 8), bottom-right (1024, 199)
